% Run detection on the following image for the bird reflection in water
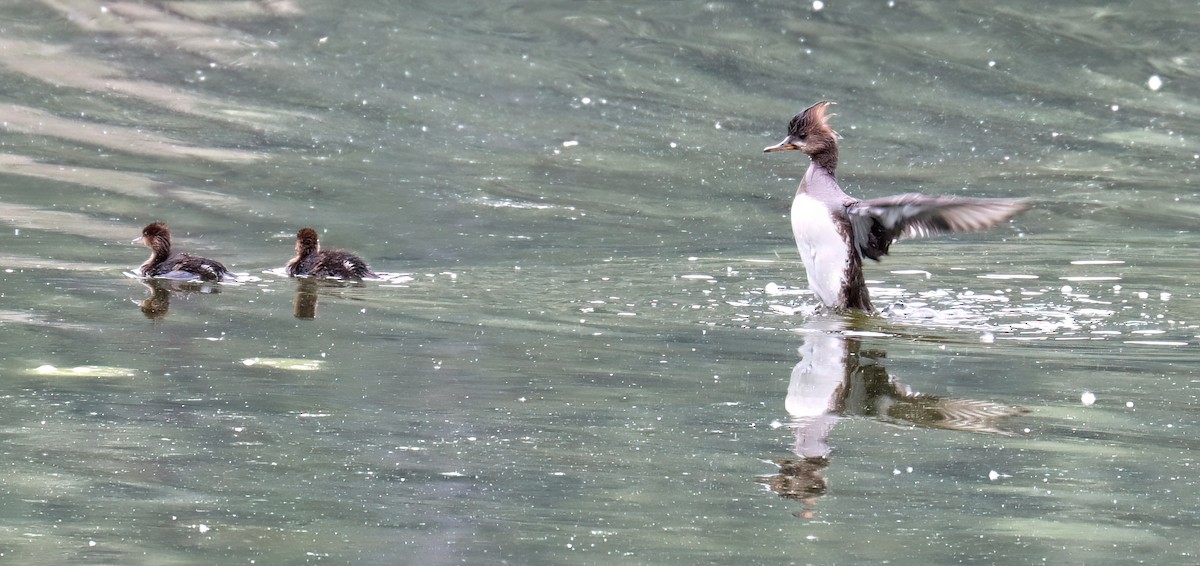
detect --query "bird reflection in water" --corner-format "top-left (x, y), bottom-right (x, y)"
top-left (756, 319), bottom-right (1028, 518)
top-left (136, 278), bottom-right (222, 319)
top-left (292, 278), bottom-right (369, 320)
top-left (293, 278), bottom-right (320, 320)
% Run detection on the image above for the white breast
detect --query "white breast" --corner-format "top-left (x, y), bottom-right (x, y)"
top-left (791, 193), bottom-right (850, 307)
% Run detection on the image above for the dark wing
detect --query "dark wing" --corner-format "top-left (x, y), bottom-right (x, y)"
top-left (846, 193), bottom-right (1028, 261)
top-left (313, 250), bottom-right (376, 279)
top-left (172, 253), bottom-right (230, 281)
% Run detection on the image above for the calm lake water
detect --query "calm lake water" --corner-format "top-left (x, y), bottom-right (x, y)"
top-left (1, 0), bottom-right (1198, 563)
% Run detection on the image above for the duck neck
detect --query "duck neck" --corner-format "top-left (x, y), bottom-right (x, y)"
top-left (287, 241), bottom-right (318, 275)
top-left (297, 241), bottom-right (318, 262)
top-left (146, 236), bottom-right (171, 267)
top-left (810, 146), bottom-right (837, 177)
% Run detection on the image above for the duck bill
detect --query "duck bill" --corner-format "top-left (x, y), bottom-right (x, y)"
top-left (763, 135), bottom-right (802, 153)
top-left (131, 236), bottom-right (144, 245)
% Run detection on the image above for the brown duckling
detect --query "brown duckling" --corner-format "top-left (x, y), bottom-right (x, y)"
top-left (135, 221), bottom-right (232, 282)
top-left (285, 227), bottom-right (376, 279)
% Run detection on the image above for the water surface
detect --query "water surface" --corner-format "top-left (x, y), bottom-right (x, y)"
top-left (1, 0), bottom-right (1198, 563)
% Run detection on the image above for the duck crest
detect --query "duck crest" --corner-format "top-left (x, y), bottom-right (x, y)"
top-left (792, 101), bottom-right (839, 175)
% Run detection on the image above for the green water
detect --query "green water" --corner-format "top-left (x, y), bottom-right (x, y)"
top-left (1, 1), bottom-right (1198, 564)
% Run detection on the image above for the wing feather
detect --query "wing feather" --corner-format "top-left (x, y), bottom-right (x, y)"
top-left (847, 194), bottom-right (1028, 260)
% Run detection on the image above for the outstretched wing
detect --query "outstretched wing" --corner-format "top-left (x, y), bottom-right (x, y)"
top-left (847, 193), bottom-right (1028, 261)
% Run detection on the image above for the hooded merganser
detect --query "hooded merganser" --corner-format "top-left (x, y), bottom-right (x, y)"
top-left (285, 227), bottom-right (376, 279)
top-left (764, 101), bottom-right (1029, 312)
top-left (135, 221), bottom-right (232, 282)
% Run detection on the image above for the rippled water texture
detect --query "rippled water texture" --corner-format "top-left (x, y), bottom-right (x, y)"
top-left (1, 1), bottom-right (1198, 563)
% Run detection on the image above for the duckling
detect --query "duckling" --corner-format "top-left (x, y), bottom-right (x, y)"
top-left (135, 221), bottom-right (232, 282)
top-left (285, 227), bottom-right (376, 279)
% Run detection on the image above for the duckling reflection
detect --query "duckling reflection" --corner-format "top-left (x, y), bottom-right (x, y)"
top-left (756, 320), bottom-right (1028, 516)
top-left (293, 278), bottom-right (319, 320)
top-left (291, 277), bottom-right (369, 319)
top-left (136, 278), bottom-right (222, 319)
